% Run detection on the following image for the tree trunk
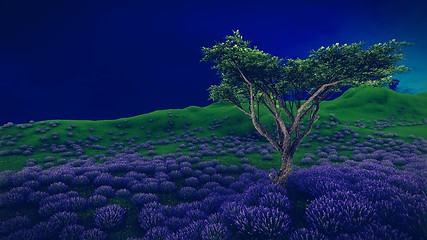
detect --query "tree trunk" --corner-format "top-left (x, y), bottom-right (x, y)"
top-left (269, 152), bottom-right (294, 185)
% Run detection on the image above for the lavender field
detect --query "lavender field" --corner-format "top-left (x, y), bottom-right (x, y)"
top-left (0, 88), bottom-right (426, 240)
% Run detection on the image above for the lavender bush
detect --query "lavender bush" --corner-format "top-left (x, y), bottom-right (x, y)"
top-left (306, 190), bottom-right (375, 236)
top-left (0, 131), bottom-right (425, 239)
top-left (94, 204), bottom-right (126, 230)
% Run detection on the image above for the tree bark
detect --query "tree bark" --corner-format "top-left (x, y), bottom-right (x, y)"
top-left (269, 150), bottom-right (295, 185)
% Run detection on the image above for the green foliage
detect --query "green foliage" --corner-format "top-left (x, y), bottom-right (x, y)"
top-left (202, 30), bottom-right (411, 105)
top-left (202, 30), bottom-right (285, 107)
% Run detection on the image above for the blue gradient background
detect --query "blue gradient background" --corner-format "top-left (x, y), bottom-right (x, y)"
top-left (0, 0), bottom-right (426, 125)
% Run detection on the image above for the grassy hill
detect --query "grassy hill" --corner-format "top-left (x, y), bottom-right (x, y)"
top-left (321, 86), bottom-right (427, 137)
top-left (1, 86), bottom-right (426, 172)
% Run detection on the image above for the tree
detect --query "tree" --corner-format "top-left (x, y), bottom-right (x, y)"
top-left (201, 30), bottom-right (411, 185)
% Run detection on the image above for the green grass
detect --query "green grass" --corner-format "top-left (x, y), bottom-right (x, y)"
top-left (1, 86), bottom-right (426, 172)
top-left (321, 86), bottom-right (427, 129)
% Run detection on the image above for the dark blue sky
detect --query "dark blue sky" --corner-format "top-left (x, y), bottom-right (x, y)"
top-left (1, 0), bottom-right (426, 124)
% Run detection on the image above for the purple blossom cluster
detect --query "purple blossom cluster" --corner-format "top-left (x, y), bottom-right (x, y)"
top-left (288, 161), bottom-right (426, 239)
top-left (0, 151), bottom-right (269, 239)
top-left (94, 204), bottom-right (126, 230)
top-left (1, 123), bottom-right (426, 239)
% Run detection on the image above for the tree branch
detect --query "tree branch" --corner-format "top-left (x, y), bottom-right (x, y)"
top-left (261, 97), bottom-right (284, 144)
top-left (290, 79), bottom-right (346, 133)
top-left (291, 103), bottom-right (320, 150)
top-left (255, 84), bottom-right (291, 150)
top-left (299, 102), bottom-right (317, 123)
top-left (233, 103), bottom-right (251, 116)
top-left (290, 87), bottom-right (334, 149)
top-left (277, 96), bottom-right (294, 122)
top-left (235, 66), bottom-right (282, 152)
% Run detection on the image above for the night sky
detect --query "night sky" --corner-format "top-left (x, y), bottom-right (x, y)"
top-left (1, 0), bottom-right (426, 125)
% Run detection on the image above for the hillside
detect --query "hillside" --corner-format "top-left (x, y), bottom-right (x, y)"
top-left (0, 86), bottom-right (426, 172)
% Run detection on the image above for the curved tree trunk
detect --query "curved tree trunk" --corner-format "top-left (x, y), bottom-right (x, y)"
top-left (270, 151), bottom-right (295, 185)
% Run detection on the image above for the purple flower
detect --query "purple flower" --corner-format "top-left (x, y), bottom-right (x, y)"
top-left (301, 156), bottom-right (314, 165)
top-left (59, 224), bottom-right (85, 240)
top-left (111, 176), bottom-right (129, 188)
top-left (154, 172), bottom-right (170, 181)
top-left (180, 167), bottom-right (194, 177)
top-left (253, 207), bottom-right (291, 238)
top-left (49, 211), bottom-right (79, 228)
top-left (228, 180), bottom-right (247, 193)
top-left (169, 202), bottom-right (196, 218)
top-left (288, 168), bottom-right (348, 198)
top-left (0, 191), bottom-right (27, 207)
top-left (47, 182), bottom-right (68, 194)
top-left (197, 196), bottom-right (227, 215)
top-left (390, 193), bottom-right (427, 238)
top-left (80, 228), bottom-right (107, 240)
top-left (178, 187), bottom-right (199, 201)
top-left (32, 220), bottom-right (61, 239)
top-left (204, 212), bottom-right (224, 225)
top-left (88, 195), bottom-right (108, 208)
top-left (93, 173), bottom-right (114, 186)
top-left (203, 181), bottom-right (221, 189)
top-left (201, 223), bottom-right (231, 240)
top-left (158, 181), bottom-right (177, 193)
top-left (83, 171), bottom-right (101, 180)
top-left (353, 179), bottom-right (404, 202)
top-left (235, 150), bottom-right (245, 157)
top-left (306, 191), bottom-right (375, 236)
top-left (165, 217), bottom-right (191, 232)
top-left (138, 207), bottom-right (165, 231)
top-left (242, 164), bottom-right (257, 173)
top-left (0, 215), bottom-right (32, 235)
top-left (168, 221), bottom-right (203, 240)
top-left (4, 228), bottom-right (42, 240)
top-left (289, 228), bottom-right (328, 240)
top-left (241, 184), bottom-right (286, 206)
top-left (144, 226), bottom-right (171, 240)
top-left (39, 201), bottom-right (67, 217)
top-left (131, 193), bottom-right (159, 206)
top-left (339, 223), bottom-right (414, 240)
top-left (71, 175), bottom-right (90, 186)
top-left (203, 167), bottom-right (216, 175)
top-left (351, 153), bottom-right (366, 161)
top-left (184, 177), bottom-right (200, 187)
top-left (232, 205), bottom-right (291, 238)
top-left (115, 188), bottom-right (131, 198)
top-left (94, 186), bottom-right (115, 197)
top-left (168, 170), bottom-right (183, 180)
top-left (387, 174), bottom-right (425, 195)
top-left (215, 165), bottom-right (228, 173)
top-left (130, 182), bottom-right (145, 193)
top-left (212, 186), bottom-right (234, 196)
top-left (93, 204), bottom-right (126, 230)
top-left (142, 180), bottom-right (159, 193)
top-left (219, 176), bottom-right (235, 187)
top-left (259, 192), bottom-right (292, 213)
top-left (184, 209), bottom-right (207, 221)
top-left (22, 180), bottom-right (40, 189)
top-left (66, 196), bottom-right (87, 211)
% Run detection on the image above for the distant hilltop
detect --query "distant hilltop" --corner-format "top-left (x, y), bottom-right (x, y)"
top-left (285, 79), bottom-right (401, 101)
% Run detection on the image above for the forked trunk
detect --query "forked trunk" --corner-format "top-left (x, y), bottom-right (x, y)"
top-left (270, 153), bottom-right (294, 185)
